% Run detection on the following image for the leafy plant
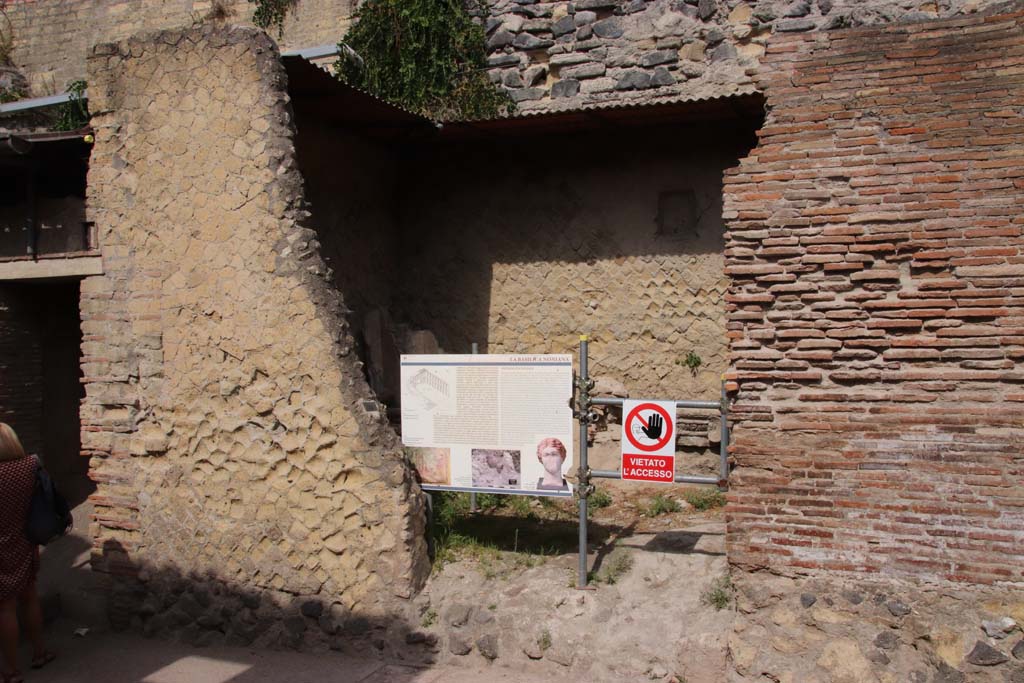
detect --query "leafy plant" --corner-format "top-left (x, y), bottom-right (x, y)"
top-left (248, 0), bottom-right (298, 36)
top-left (702, 574), bottom-right (734, 610)
top-left (420, 607), bottom-right (437, 627)
top-left (335, 0), bottom-right (512, 121)
top-left (683, 487), bottom-right (726, 511)
top-left (647, 493), bottom-right (682, 517)
top-left (52, 80), bottom-right (90, 131)
top-left (681, 351), bottom-right (702, 375)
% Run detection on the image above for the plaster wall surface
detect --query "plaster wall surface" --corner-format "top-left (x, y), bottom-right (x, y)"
top-left (80, 25), bottom-right (428, 642)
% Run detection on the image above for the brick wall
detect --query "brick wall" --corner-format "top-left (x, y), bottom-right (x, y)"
top-left (0, 284), bottom-right (42, 456)
top-left (723, 8), bottom-right (1024, 584)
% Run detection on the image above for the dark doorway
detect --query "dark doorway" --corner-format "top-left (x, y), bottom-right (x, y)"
top-left (0, 279), bottom-right (90, 505)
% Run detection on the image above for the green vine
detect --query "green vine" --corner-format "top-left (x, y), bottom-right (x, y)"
top-left (248, 0), bottom-right (298, 37)
top-left (335, 0), bottom-right (512, 121)
top-left (52, 80), bottom-right (90, 131)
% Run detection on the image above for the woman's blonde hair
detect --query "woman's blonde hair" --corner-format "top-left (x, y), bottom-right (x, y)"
top-left (0, 423), bottom-right (27, 461)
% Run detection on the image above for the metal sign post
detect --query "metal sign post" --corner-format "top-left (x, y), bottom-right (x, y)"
top-left (573, 335), bottom-right (731, 588)
top-left (575, 335), bottom-right (593, 588)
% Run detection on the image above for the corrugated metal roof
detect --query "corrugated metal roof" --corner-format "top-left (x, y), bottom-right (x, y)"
top-left (458, 86), bottom-right (763, 122)
top-left (439, 89), bottom-right (765, 139)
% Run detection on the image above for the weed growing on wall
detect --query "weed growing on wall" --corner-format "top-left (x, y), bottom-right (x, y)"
top-left (335, 0), bottom-right (513, 121)
top-left (52, 80), bottom-right (89, 131)
top-left (248, 0), bottom-right (297, 36)
top-left (679, 351), bottom-right (703, 375)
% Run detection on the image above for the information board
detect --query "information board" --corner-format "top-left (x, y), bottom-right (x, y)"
top-left (401, 354), bottom-right (574, 497)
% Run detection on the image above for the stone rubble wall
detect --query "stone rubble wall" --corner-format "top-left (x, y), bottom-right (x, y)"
top-left (481, 0), bottom-right (1015, 117)
top-left (0, 0), bottom-right (354, 97)
top-left (728, 572), bottom-right (1024, 682)
top-left (722, 7), bottom-right (1024, 585)
top-left (81, 25), bottom-right (429, 644)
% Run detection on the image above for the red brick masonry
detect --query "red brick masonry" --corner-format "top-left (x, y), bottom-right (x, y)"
top-left (723, 8), bottom-right (1024, 585)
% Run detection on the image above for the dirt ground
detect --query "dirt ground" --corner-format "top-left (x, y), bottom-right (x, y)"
top-left (395, 482), bottom-right (736, 683)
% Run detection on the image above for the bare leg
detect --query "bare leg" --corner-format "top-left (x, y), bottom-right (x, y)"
top-left (0, 597), bottom-right (19, 676)
top-left (16, 582), bottom-right (44, 661)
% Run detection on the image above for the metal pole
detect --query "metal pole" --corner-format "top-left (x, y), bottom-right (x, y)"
top-left (470, 342), bottom-right (479, 514)
top-left (719, 377), bottom-right (730, 489)
top-left (577, 335), bottom-right (591, 588)
top-left (591, 396), bottom-right (719, 410)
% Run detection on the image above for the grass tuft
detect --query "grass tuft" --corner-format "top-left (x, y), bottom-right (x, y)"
top-left (589, 487), bottom-right (613, 509)
top-left (702, 574), bottom-right (733, 610)
top-left (647, 493), bottom-right (682, 517)
top-left (683, 487), bottom-right (726, 511)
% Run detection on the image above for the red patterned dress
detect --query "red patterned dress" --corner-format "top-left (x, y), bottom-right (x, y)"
top-left (0, 456), bottom-right (39, 603)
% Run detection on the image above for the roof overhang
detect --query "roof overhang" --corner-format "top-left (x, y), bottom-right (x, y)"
top-left (283, 53), bottom-right (765, 144)
top-left (438, 92), bottom-right (766, 140)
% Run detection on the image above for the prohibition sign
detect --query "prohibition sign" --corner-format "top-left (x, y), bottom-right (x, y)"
top-left (624, 402), bottom-right (674, 453)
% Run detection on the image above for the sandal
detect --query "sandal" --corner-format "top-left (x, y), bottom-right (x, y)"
top-left (2, 670), bottom-right (24, 683)
top-left (31, 650), bottom-right (56, 669)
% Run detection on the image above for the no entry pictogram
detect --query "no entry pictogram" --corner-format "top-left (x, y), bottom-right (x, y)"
top-left (624, 401), bottom-right (675, 454)
top-left (621, 399), bottom-right (677, 483)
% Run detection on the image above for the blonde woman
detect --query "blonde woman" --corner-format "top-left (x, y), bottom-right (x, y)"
top-left (0, 424), bottom-right (54, 683)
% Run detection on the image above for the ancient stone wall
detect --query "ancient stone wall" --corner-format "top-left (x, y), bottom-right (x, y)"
top-left (81, 25), bottom-right (428, 644)
top-left (397, 125), bottom-right (752, 403)
top-left (1, 0), bottom-right (355, 96)
top-left (4, 0), bottom-right (1015, 115)
top-left (482, 0), bottom-right (1014, 117)
top-left (723, 7), bottom-right (1024, 585)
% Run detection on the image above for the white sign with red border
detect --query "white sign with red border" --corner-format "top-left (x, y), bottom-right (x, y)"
top-left (621, 399), bottom-right (677, 483)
